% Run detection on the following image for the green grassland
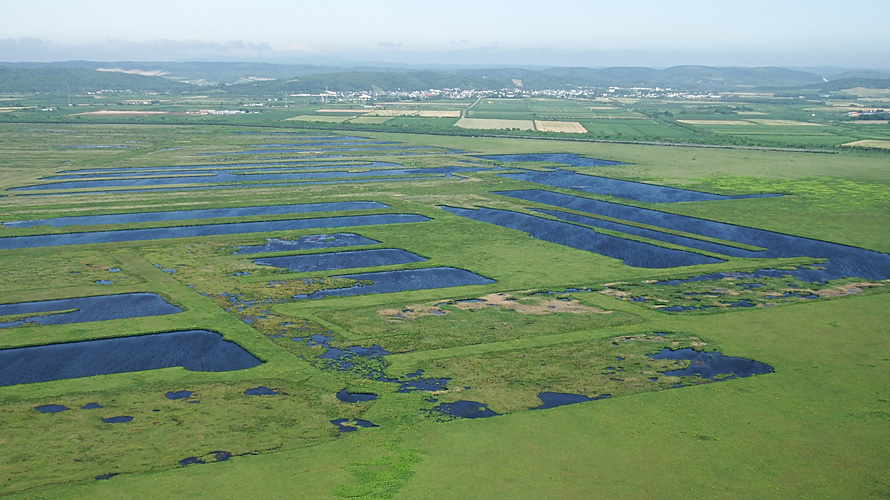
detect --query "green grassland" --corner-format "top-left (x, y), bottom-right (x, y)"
top-left (0, 93), bottom-right (888, 499)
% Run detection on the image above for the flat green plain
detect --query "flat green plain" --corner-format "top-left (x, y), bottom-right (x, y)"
top-left (0, 94), bottom-right (888, 499)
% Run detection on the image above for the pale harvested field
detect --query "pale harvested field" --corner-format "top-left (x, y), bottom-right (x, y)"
top-left (76, 110), bottom-right (169, 116)
top-left (367, 109), bottom-right (460, 117)
top-left (736, 111), bottom-right (768, 115)
top-left (368, 109), bottom-right (418, 117)
top-left (0, 107), bottom-right (25, 113)
top-left (749, 119), bottom-right (824, 126)
top-left (534, 120), bottom-right (588, 133)
top-left (843, 140), bottom-right (890, 149)
top-left (418, 110), bottom-right (461, 117)
top-left (454, 117), bottom-right (535, 130)
top-left (847, 120), bottom-right (889, 125)
top-left (285, 115), bottom-right (354, 123)
top-left (677, 119), bottom-right (755, 126)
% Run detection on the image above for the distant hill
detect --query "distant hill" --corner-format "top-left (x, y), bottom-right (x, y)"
top-left (226, 65), bottom-right (827, 94)
top-left (830, 70), bottom-right (890, 80)
top-left (0, 66), bottom-right (191, 93)
top-left (818, 78), bottom-right (890, 91)
top-left (2, 61), bottom-right (384, 85)
top-left (2, 61), bottom-right (888, 95)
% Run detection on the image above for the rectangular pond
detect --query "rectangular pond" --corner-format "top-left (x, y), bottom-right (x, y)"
top-left (2, 201), bottom-right (388, 228)
top-left (294, 267), bottom-right (495, 299)
top-left (0, 329), bottom-right (261, 386)
top-left (498, 170), bottom-right (780, 203)
top-left (0, 214), bottom-right (430, 250)
top-left (0, 293), bottom-right (182, 329)
top-left (10, 165), bottom-right (486, 193)
top-left (254, 248), bottom-right (427, 272)
top-left (233, 233), bottom-right (380, 254)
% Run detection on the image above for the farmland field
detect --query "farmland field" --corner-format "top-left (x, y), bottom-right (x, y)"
top-left (454, 117), bottom-right (535, 130)
top-left (0, 92), bottom-right (888, 500)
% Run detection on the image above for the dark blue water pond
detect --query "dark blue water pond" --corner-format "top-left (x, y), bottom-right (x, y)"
top-left (14, 175), bottom-right (452, 198)
top-left (233, 233), bottom-right (379, 254)
top-left (10, 165), bottom-right (485, 192)
top-left (495, 189), bottom-right (890, 281)
top-left (330, 418), bottom-right (378, 432)
top-left (61, 159), bottom-right (372, 174)
top-left (209, 146), bottom-right (439, 155)
top-left (2, 201), bottom-right (388, 228)
top-left (81, 402), bottom-right (103, 409)
top-left (532, 392), bottom-right (612, 410)
top-left (255, 248), bottom-right (427, 272)
top-left (178, 451), bottom-right (232, 465)
top-left (0, 214), bottom-right (430, 250)
top-left (34, 404), bottom-right (68, 413)
top-left (533, 209), bottom-right (760, 258)
top-left (294, 334), bottom-right (450, 393)
top-left (293, 267), bottom-right (495, 299)
top-left (475, 153), bottom-right (624, 167)
top-left (336, 389), bottom-right (378, 403)
top-left (165, 391), bottom-right (193, 400)
top-left (95, 473), bottom-right (119, 480)
top-left (0, 293), bottom-right (182, 329)
top-left (102, 416), bottom-right (133, 423)
top-left (244, 386), bottom-right (279, 395)
top-left (648, 348), bottom-right (773, 380)
top-left (394, 371), bottom-right (450, 393)
top-left (0, 329), bottom-right (262, 386)
top-left (441, 206), bottom-right (723, 268)
top-left (12, 161), bottom-right (402, 190)
top-left (431, 400), bottom-right (501, 419)
top-left (497, 169), bottom-right (779, 203)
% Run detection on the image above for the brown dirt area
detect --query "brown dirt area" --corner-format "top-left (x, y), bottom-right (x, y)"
top-left (451, 292), bottom-right (607, 314)
top-left (379, 292), bottom-right (610, 321)
top-left (813, 282), bottom-right (882, 297)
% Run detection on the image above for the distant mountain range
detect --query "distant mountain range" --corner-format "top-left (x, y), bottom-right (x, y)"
top-left (2, 61), bottom-right (889, 94)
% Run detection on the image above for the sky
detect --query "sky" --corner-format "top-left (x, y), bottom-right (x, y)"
top-left (2, 0), bottom-right (889, 69)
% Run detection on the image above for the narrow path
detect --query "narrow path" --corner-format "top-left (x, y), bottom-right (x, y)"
top-left (461, 96), bottom-right (483, 118)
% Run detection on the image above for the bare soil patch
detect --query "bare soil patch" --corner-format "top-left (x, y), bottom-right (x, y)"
top-left (379, 292), bottom-right (610, 321)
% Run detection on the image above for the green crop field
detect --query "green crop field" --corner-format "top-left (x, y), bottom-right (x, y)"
top-left (0, 90), bottom-right (888, 499)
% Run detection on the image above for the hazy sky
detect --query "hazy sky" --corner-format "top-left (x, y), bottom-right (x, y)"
top-left (3, 0), bottom-right (889, 68)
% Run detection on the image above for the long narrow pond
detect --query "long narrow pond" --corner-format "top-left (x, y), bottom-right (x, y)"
top-left (255, 248), bottom-right (427, 272)
top-left (0, 293), bottom-right (181, 329)
top-left (2, 201), bottom-right (388, 228)
top-left (294, 267), bottom-right (495, 299)
top-left (441, 206), bottom-right (724, 268)
top-left (0, 214), bottom-right (430, 250)
top-left (496, 189), bottom-right (890, 281)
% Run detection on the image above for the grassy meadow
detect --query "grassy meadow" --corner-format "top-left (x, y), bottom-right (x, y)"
top-left (0, 93), bottom-right (888, 499)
